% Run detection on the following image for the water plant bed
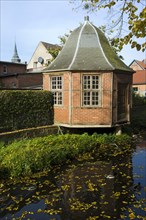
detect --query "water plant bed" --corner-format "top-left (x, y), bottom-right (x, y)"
top-left (0, 140), bottom-right (146, 220)
top-left (0, 133), bottom-right (132, 179)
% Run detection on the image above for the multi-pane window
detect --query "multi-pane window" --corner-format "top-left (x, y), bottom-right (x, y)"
top-left (51, 76), bottom-right (63, 105)
top-left (82, 75), bottom-right (101, 106)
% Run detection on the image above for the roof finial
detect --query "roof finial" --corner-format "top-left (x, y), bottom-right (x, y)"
top-left (84, 16), bottom-right (89, 21)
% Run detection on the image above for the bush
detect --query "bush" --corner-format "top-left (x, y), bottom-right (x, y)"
top-left (0, 133), bottom-right (132, 179)
top-left (132, 93), bottom-right (146, 130)
top-left (132, 92), bottom-right (146, 106)
top-left (123, 92), bottom-right (146, 134)
top-left (0, 90), bottom-right (54, 132)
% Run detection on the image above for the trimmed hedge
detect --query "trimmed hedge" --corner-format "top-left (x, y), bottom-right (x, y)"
top-left (0, 90), bottom-right (54, 132)
top-left (0, 133), bottom-right (132, 178)
top-left (132, 92), bottom-right (146, 106)
top-left (123, 93), bottom-right (146, 134)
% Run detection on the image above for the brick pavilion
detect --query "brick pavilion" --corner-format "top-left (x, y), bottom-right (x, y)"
top-left (43, 16), bottom-right (134, 128)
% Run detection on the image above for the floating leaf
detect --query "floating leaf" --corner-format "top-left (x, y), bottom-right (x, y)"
top-left (129, 212), bottom-right (136, 219)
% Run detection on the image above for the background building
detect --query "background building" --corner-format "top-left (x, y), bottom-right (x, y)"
top-left (27, 41), bottom-right (60, 72)
top-left (129, 59), bottom-right (146, 97)
top-left (0, 43), bottom-right (42, 89)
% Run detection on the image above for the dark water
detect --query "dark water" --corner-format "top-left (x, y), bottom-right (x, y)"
top-left (0, 141), bottom-right (146, 220)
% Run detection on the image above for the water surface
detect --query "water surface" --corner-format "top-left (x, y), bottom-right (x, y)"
top-left (0, 141), bottom-right (146, 220)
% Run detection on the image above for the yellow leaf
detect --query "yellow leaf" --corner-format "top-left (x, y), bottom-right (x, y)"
top-left (129, 212), bottom-right (135, 219)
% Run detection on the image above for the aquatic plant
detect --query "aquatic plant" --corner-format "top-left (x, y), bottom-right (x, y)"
top-left (0, 140), bottom-right (145, 220)
top-left (0, 133), bottom-right (132, 179)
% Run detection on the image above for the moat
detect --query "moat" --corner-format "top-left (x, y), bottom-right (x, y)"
top-left (0, 140), bottom-right (146, 220)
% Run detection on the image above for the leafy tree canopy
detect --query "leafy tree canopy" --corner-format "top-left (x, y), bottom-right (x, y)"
top-left (71, 0), bottom-right (146, 52)
top-left (47, 47), bottom-right (61, 62)
top-left (47, 32), bottom-right (71, 61)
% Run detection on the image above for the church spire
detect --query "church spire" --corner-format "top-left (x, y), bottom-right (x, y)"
top-left (11, 42), bottom-right (21, 63)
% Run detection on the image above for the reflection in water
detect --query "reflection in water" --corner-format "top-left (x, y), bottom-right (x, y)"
top-left (0, 142), bottom-right (146, 220)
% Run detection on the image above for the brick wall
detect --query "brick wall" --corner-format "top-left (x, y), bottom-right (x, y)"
top-left (0, 73), bottom-right (42, 89)
top-left (0, 76), bottom-right (19, 88)
top-left (71, 72), bottom-right (112, 125)
top-left (43, 71), bottom-right (132, 127)
top-left (43, 71), bottom-right (114, 126)
top-left (0, 62), bottom-right (26, 75)
top-left (43, 72), bottom-right (70, 124)
top-left (0, 61), bottom-right (31, 88)
top-left (18, 73), bottom-right (42, 87)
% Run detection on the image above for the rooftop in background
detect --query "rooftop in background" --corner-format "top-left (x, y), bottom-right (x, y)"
top-left (0, 61), bottom-right (27, 65)
top-left (135, 60), bottom-right (146, 69)
top-left (27, 41), bottom-right (61, 72)
top-left (129, 59), bottom-right (146, 71)
top-left (130, 59), bottom-right (146, 97)
top-left (41, 41), bottom-right (60, 50)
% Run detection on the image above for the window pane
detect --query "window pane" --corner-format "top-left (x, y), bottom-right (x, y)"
top-left (92, 75), bottom-right (99, 89)
top-left (57, 76), bottom-right (62, 89)
top-left (92, 92), bottom-right (99, 105)
top-left (83, 75), bottom-right (90, 89)
top-left (83, 91), bottom-right (90, 105)
top-left (58, 92), bottom-right (62, 105)
top-left (52, 77), bottom-right (57, 89)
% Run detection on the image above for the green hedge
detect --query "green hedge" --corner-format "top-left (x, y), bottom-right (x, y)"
top-left (132, 92), bottom-right (146, 106)
top-left (122, 92), bottom-right (146, 134)
top-left (0, 133), bottom-right (132, 178)
top-left (0, 90), bottom-right (54, 132)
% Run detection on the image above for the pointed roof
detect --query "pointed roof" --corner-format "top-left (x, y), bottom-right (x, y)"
top-left (135, 60), bottom-right (146, 69)
top-left (11, 43), bottom-right (21, 63)
top-left (44, 16), bottom-right (133, 73)
top-left (129, 59), bottom-right (146, 70)
top-left (41, 41), bottom-right (60, 50)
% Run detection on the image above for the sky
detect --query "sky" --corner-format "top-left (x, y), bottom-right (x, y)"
top-left (0, 0), bottom-right (145, 65)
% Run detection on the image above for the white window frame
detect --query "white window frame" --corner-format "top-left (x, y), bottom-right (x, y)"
top-left (51, 76), bottom-right (63, 106)
top-left (82, 74), bottom-right (101, 107)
